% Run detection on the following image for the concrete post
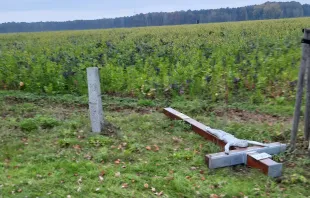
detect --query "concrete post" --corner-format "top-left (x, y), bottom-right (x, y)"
top-left (87, 67), bottom-right (104, 133)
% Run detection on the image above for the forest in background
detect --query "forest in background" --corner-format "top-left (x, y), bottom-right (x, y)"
top-left (1, 1), bottom-right (310, 33)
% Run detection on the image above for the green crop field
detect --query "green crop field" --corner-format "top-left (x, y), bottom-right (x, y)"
top-left (1, 18), bottom-right (310, 197)
top-left (1, 18), bottom-right (309, 103)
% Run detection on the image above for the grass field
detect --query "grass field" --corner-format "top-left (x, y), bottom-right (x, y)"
top-left (0, 91), bottom-right (309, 197)
top-left (1, 17), bottom-right (310, 197)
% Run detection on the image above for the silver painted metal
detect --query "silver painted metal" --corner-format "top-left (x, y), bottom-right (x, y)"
top-left (206, 143), bottom-right (286, 169)
top-left (205, 126), bottom-right (269, 154)
top-left (248, 152), bottom-right (272, 160)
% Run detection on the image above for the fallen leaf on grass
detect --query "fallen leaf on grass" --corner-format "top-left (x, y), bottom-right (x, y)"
top-left (77, 177), bottom-right (83, 185)
top-left (114, 159), bottom-right (121, 164)
top-left (115, 172), bottom-right (121, 177)
top-left (153, 145), bottom-right (160, 152)
top-left (144, 183), bottom-right (149, 188)
top-left (210, 194), bottom-right (219, 198)
top-left (77, 186), bottom-right (81, 192)
top-left (99, 176), bottom-right (104, 182)
top-left (151, 187), bottom-right (156, 192)
top-left (121, 183), bottom-right (128, 188)
top-left (84, 153), bottom-right (93, 160)
top-left (73, 144), bottom-right (81, 150)
top-left (95, 188), bottom-right (100, 192)
top-left (146, 146), bottom-right (152, 150)
top-left (155, 191), bottom-right (164, 196)
top-left (164, 176), bottom-right (174, 181)
top-left (99, 171), bottom-right (105, 176)
top-left (17, 189), bottom-right (22, 193)
top-left (172, 137), bottom-right (182, 143)
top-left (201, 176), bottom-right (206, 181)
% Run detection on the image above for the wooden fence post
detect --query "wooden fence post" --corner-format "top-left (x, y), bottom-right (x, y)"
top-left (303, 29), bottom-right (310, 142)
top-left (290, 29), bottom-right (310, 149)
top-left (87, 67), bottom-right (104, 133)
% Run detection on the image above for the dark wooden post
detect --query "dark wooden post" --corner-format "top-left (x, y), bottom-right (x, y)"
top-left (290, 29), bottom-right (310, 149)
top-left (303, 29), bottom-right (310, 143)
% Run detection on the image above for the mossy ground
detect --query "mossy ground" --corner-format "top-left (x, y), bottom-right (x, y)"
top-left (0, 91), bottom-right (309, 198)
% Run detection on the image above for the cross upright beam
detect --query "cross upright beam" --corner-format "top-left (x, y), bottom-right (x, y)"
top-left (163, 107), bottom-right (286, 178)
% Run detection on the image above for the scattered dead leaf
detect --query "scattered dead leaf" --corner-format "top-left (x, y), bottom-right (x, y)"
top-left (84, 153), bottom-right (92, 160)
top-left (114, 159), bottom-right (121, 164)
top-left (17, 189), bottom-right (22, 193)
top-left (153, 145), bottom-right (160, 152)
top-left (172, 137), bottom-right (183, 143)
top-left (144, 183), bottom-right (149, 188)
top-left (99, 171), bottom-right (105, 177)
top-left (99, 176), bottom-right (104, 182)
top-left (165, 176), bottom-right (174, 181)
top-left (73, 144), bottom-right (82, 150)
top-left (77, 177), bottom-right (83, 185)
top-left (201, 176), bottom-right (206, 181)
top-left (146, 146), bottom-right (152, 150)
top-left (156, 191), bottom-right (164, 196)
top-left (210, 194), bottom-right (219, 198)
top-left (121, 183), bottom-right (128, 188)
top-left (115, 172), bottom-right (121, 177)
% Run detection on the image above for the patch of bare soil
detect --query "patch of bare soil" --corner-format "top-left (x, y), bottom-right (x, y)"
top-left (101, 121), bottom-right (122, 137)
top-left (108, 105), bottom-right (158, 115)
top-left (213, 108), bottom-right (292, 124)
top-left (4, 96), bottom-right (25, 105)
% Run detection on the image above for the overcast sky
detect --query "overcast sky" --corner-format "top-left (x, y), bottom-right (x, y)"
top-left (0, 0), bottom-right (308, 23)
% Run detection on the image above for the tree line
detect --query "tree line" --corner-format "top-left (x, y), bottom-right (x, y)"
top-left (1, 1), bottom-right (310, 33)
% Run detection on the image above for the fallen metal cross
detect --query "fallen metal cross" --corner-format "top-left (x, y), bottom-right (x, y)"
top-left (163, 107), bottom-right (286, 178)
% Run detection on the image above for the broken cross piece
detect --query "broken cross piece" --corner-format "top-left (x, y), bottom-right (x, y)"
top-left (163, 107), bottom-right (286, 178)
top-left (205, 126), bottom-right (270, 155)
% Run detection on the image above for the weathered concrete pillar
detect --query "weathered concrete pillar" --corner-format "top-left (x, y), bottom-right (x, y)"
top-left (87, 67), bottom-right (104, 133)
